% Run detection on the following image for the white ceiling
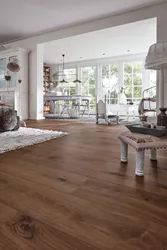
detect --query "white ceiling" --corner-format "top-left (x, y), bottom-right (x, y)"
top-left (0, 0), bottom-right (163, 44)
top-left (43, 18), bottom-right (156, 64)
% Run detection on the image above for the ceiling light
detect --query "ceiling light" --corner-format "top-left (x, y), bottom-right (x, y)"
top-left (60, 54), bottom-right (68, 84)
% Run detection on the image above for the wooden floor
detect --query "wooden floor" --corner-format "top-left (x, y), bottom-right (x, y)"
top-left (0, 120), bottom-right (167, 250)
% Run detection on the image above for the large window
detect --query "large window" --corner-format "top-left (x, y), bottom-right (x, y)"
top-left (102, 64), bottom-right (118, 103)
top-left (80, 66), bottom-right (96, 109)
top-left (62, 68), bottom-right (76, 95)
top-left (123, 61), bottom-right (143, 104)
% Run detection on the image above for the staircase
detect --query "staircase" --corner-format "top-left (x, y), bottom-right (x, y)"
top-left (138, 86), bottom-right (156, 116)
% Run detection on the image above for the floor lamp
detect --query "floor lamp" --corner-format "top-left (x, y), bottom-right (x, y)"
top-left (145, 41), bottom-right (167, 108)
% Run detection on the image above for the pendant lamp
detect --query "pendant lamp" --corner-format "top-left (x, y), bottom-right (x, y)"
top-left (60, 54), bottom-right (68, 84)
top-left (7, 58), bottom-right (20, 72)
top-left (73, 66), bottom-right (82, 83)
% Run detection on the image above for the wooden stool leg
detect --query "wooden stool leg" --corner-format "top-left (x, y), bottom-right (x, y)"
top-left (135, 150), bottom-right (145, 176)
top-left (150, 149), bottom-right (157, 161)
top-left (120, 141), bottom-right (128, 163)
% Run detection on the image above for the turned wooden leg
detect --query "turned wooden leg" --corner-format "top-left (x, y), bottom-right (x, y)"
top-left (150, 149), bottom-right (157, 161)
top-left (120, 141), bottom-right (128, 163)
top-left (135, 150), bottom-right (145, 176)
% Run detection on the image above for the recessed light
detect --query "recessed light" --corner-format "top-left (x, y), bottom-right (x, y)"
top-left (80, 56), bottom-right (83, 59)
top-left (103, 53), bottom-right (106, 56)
top-left (127, 50), bottom-right (130, 52)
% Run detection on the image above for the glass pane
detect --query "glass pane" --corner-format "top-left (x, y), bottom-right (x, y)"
top-left (150, 70), bottom-right (156, 87)
top-left (81, 66), bottom-right (96, 110)
top-left (102, 64), bottom-right (118, 101)
top-left (133, 74), bottom-right (142, 85)
top-left (124, 63), bottom-right (132, 74)
top-left (134, 86), bottom-right (142, 98)
top-left (125, 87), bottom-right (132, 99)
top-left (0, 58), bottom-right (6, 89)
top-left (102, 65), bottom-right (109, 78)
top-left (133, 61), bottom-right (143, 73)
top-left (124, 75), bottom-right (132, 88)
top-left (110, 64), bottom-right (118, 75)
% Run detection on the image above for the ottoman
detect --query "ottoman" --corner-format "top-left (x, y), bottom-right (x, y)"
top-left (118, 131), bottom-right (167, 176)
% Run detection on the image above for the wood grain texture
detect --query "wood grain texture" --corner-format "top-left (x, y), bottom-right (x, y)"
top-left (0, 119), bottom-right (167, 250)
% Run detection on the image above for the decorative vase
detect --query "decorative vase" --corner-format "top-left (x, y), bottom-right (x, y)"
top-left (157, 108), bottom-right (167, 128)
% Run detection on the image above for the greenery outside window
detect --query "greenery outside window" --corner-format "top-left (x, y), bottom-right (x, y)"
top-left (102, 64), bottom-right (118, 104)
top-left (80, 66), bottom-right (96, 110)
top-left (123, 61), bottom-right (143, 104)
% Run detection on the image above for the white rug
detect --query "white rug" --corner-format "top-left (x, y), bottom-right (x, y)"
top-left (0, 127), bottom-right (67, 154)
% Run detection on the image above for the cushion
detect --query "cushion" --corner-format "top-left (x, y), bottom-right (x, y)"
top-left (0, 107), bottom-right (17, 132)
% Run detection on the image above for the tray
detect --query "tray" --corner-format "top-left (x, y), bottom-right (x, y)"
top-left (126, 124), bottom-right (167, 137)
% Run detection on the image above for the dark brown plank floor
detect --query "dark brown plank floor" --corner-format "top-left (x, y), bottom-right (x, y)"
top-left (0, 120), bottom-right (167, 250)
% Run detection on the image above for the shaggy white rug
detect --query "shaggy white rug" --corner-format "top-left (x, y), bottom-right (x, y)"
top-left (0, 127), bottom-right (67, 154)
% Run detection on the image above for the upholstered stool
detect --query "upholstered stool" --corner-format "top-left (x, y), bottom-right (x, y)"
top-left (118, 131), bottom-right (167, 176)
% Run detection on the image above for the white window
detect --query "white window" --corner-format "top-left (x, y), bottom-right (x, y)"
top-left (80, 66), bottom-right (96, 109)
top-left (123, 61), bottom-right (143, 104)
top-left (63, 68), bottom-right (76, 95)
top-left (102, 64), bottom-right (119, 104)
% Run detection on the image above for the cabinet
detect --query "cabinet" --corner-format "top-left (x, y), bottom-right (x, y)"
top-left (0, 48), bottom-right (29, 119)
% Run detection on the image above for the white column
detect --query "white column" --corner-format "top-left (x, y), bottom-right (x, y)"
top-left (76, 66), bottom-right (82, 95)
top-left (159, 67), bottom-right (164, 108)
top-left (96, 63), bottom-right (102, 101)
top-left (29, 44), bottom-right (44, 120)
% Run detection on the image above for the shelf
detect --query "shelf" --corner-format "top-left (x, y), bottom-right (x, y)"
top-left (43, 65), bottom-right (51, 113)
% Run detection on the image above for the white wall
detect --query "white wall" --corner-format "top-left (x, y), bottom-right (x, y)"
top-left (2, 1), bottom-right (167, 119)
top-left (29, 44), bottom-right (44, 119)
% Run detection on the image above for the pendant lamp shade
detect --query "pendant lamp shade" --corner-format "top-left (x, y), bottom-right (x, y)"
top-left (73, 79), bottom-right (82, 83)
top-left (7, 58), bottom-right (20, 72)
top-left (60, 78), bottom-right (68, 83)
top-left (145, 41), bottom-right (167, 108)
top-left (145, 42), bottom-right (167, 70)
